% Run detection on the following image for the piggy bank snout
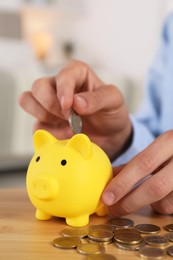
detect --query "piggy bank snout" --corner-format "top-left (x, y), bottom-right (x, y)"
top-left (30, 174), bottom-right (59, 200)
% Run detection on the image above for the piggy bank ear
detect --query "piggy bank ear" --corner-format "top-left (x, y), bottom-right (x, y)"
top-left (67, 134), bottom-right (92, 159)
top-left (33, 130), bottom-right (58, 151)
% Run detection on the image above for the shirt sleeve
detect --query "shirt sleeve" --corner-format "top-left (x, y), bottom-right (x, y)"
top-left (112, 13), bottom-right (173, 166)
top-left (112, 115), bottom-right (155, 166)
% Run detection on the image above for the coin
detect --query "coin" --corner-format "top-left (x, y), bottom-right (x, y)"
top-left (88, 238), bottom-right (113, 245)
top-left (77, 243), bottom-right (105, 255)
top-left (61, 227), bottom-right (88, 238)
top-left (115, 240), bottom-right (145, 251)
top-left (114, 228), bottom-right (143, 245)
top-left (166, 245), bottom-right (173, 257)
top-left (108, 217), bottom-right (134, 228)
top-left (138, 246), bottom-right (165, 259)
top-left (166, 232), bottom-right (173, 242)
top-left (88, 230), bottom-right (114, 242)
top-left (69, 110), bottom-right (82, 134)
top-left (135, 224), bottom-right (161, 234)
top-left (144, 235), bottom-right (169, 247)
top-left (164, 224), bottom-right (173, 232)
top-left (86, 254), bottom-right (117, 259)
top-left (53, 236), bottom-right (81, 249)
top-left (89, 224), bottom-right (114, 233)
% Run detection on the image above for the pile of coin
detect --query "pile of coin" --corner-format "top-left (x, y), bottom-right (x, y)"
top-left (52, 218), bottom-right (173, 259)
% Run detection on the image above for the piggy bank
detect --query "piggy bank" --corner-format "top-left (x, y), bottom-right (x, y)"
top-left (26, 130), bottom-right (113, 227)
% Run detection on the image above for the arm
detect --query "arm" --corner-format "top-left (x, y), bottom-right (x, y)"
top-left (113, 13), bottom-right (173, 165)
top-left (103, 14), bottom-right (173, 215)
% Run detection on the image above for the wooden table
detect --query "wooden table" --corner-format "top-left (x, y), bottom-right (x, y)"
top-left (0, 189), bottom-right (173, 260)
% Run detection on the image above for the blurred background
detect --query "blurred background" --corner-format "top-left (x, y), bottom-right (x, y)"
top-left (0, 0), bottom-right (173, 187)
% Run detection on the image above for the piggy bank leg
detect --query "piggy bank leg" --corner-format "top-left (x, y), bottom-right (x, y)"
top-left (96, 203), bottom-right (108, 216)
top-left (66, 215), bottom-right (89, 227)
top-left (36, 209), bottom-right (52, 220)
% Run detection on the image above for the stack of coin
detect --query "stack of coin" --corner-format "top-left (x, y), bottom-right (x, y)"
top-left (88, 229), bottom-right (114, 245)
top-left (108, 217), bottom-right (134, 229)
top-left (53, 236), bottom-right (82, 249)
top-left (53, 223), bottom-right (115, 256)
top-left (135, 223), bottom-right (161, 234)
top-left (61, 227), bottom-right (89, 239)
top-left (114, 228), bottom-right (145, 251)
top-left (77, 243), bottom-right (105, 255)
top-left (114, 228), bottom-right (143, 245)
top-left (164, 224), bottom-right (173, 232)
top-left (144, 235), bottom-right (169, 248)
top-left (167, 245), bottom-right (173, 257)
top-left (89, 224), bottom-right (114, 233)
top-left (166, 232), bottom-right (173, 242)
top-left (52, 217), bottom-right (173, 259)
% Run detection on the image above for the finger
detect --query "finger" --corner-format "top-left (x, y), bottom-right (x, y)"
top-left (102, 131), bottom-right (173, 206)
top-left (109, 159), bottom-right (173, 216)
top-left (73, 85), bottom-right (123, 115)
top-left (152, 191), bottom-right (173, 215)
top-left (112, 165), bottom-right (126, 177)
top-left (31, 77), bottom-right (63, 118)
top-left (55, 60), bottom-right (103, 111)
top-left (19, 91), bottom-right (59, 122)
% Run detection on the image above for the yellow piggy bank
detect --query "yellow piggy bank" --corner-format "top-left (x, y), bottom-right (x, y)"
top-left (26, 130), bottom-right (113, 227)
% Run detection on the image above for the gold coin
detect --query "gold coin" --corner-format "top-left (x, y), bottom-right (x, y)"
top-left (61, 227), bottom-right (88, 238)
top-left (166, 245), bottom-right (173, 257)
top-left (138, 246), bottom-right (165, 259)
top-left (115, 240), bottom-right (145, 251)
top-left (144, 235), bottom-right (169, 247)
top-left (68, 110), bottom-right (82, 134)
top-left (89, 224), bottom-right (114, 233)
top-left (88, 238), bottom-right (113, 245)
top-left (53, 236), bottom-right (81, 249)
top-left (77, 243), bottom-right (105, 255)
top-left (164, 224), bottom-right (173, 232)
top-left (135, 224), bottom-right (161, 234)
top-left (86, 254), bottom-right (117, 259)
top-left (114, 228), bottom-right (143, 245)
top-left (108, 217), bottom-right (134, 228)
top-left (88, 230), bottom-right (114, 242)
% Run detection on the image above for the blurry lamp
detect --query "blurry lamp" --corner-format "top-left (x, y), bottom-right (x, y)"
top-left (31, 32), bottom-right (53, 60)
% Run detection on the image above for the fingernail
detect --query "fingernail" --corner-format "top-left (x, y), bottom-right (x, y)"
top-left (60, 96), bottom-right (70, 119)
top-left (102, 191), bottom-right (116, 206)
top-left (60, 95), bottom-right (65, 109)
top-left (76, 96), bottom-right (87, 108)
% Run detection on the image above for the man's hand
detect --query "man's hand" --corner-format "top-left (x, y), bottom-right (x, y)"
top-left (19, 59), bottom-right (132, 160)
top-left (102, 130), bottom-right (173, 215)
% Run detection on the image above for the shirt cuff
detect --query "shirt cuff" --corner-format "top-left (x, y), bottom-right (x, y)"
top-left (112, 115), bottom-right (155, 166)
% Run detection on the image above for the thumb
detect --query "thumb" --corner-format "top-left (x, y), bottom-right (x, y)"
top-left (102, 187), bottom-right (117, 207)
top-left (101, 165), bottom-right (125, 206)
top-left (73, 85), bottom-right (122, 115)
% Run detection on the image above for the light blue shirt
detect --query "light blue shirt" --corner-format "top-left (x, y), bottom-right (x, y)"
top-left (113, 13), bottom-right (173, 166)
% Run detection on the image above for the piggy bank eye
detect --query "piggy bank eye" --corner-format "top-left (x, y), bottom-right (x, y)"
top-left (36, 156), bottom-right (40, 162)
top-left (61, 159), bottom-right (67, 166)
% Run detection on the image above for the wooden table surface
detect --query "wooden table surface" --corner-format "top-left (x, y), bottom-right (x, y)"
top-left (0, 189), bottom-right (173, 260)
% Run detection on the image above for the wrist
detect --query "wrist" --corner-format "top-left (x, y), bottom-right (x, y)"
top-left (105, 120), bottom-right (133, 162)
